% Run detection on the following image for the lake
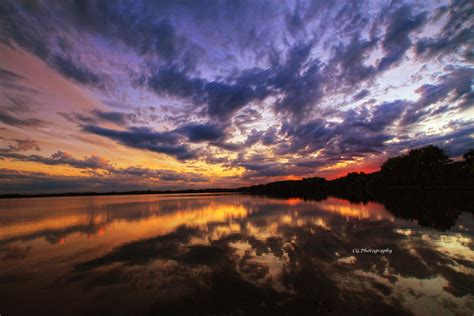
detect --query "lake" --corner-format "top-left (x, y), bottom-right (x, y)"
top-left (0, 193), bottom-right (472, 315)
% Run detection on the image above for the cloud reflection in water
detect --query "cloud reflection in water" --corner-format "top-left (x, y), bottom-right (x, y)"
top-left (0, 194), bottom-right (472, 315)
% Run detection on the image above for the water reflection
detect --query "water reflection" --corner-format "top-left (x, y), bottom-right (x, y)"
top-left (0, 193), bottom-right (472, 315)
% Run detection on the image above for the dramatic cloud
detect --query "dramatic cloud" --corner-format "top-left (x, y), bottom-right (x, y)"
top-left (0, 168), bottom-right (202, 193)
top-left (82, 125), bottom-right (196, 161)
top-left (401, 67), bottom-right (473, 125)
top-left (0, 148), bottom-right (209, 193)
top-left (378, 5), bottom-right (427, 71)
top-left (0, 150), bottom-right (113, 170)
top-left (415, 0), bottom-right (473, 59)
top-left (176, 123), bottom-right (225, 142)
top-left (0, 0), bottom-right (472, 192)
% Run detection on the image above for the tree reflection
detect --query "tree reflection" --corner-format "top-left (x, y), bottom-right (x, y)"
top-left (59, 196), bottom-right (473, 315)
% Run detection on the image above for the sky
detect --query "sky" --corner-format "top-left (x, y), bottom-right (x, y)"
top-left (0, 0), bottom-right (473, 194)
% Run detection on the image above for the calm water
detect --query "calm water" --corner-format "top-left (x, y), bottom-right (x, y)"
top-left (0, 193), bottom-right (472, 315)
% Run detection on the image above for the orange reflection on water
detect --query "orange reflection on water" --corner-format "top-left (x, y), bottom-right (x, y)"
top-left (0, 195), bottom-right (248, 244)
top-left (81, 200), bottom-right (250, 246)
top-left (0, 213), bottom-right (108, 240)
top-left (0, 193), bottom-right (472, 316)
top-left (0, 194), bottom-right (395, 251)
top-left (316, 197), bottom-right (394, 221)
top-left (285, 198), bottom-right (302, 206)
top-left (166, 202), bottom-right (247, 225)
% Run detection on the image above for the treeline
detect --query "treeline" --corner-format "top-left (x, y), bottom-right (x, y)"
top-left (238, 145), bottom-right (474, 230)
top-left (376, 145), bottom-right (473, 187)
top-left (3, 145), bottom-right (472, 203)
top-left (239, 145), bottom-right (474, 199)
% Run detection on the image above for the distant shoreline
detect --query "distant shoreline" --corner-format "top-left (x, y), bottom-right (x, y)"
top-left (2, 145), bottom-right (472, 200)
top-left (0, 188), bottom-right (239, 200)
top-left (1, 185), bottom-right (472, 200)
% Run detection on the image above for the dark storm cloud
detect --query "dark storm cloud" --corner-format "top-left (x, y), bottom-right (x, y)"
top-left (0, 0), bottom-right (472, 179)
top-left (276, 112), bottom-right (473, 175)
top-left (62, 103), bottom-right (245, 159)
top-left (148, 65), bottom-right (270, 121)
top-left (401, 67), bottom-right (473, 126)
top-left (276, 100), bottom-right (407, 160)
top-left (0, 0), bottom-right (281, 76)
top-left (83, 125), bottom-right (196, 161)
top-left (242, 163), bottom-right (305, 179)
top-left (80, 120), bottom-right (250, 160)
top-left (416, 0), bottom-right (474, 59)
top-left (270, 43), bottom-right (324, 120)
top-left (235, 117), bottom-right (472, 180)
top-left (269, 57), bottom-right (472, 166)
top-left (148, 41), bottom-right (323, 122)
top-left (1, 0), bottom-right (448, 121)
top-left (205, 81), bottom-right (263, 120)
top-left (225, 152), bottom-right (316, 180)
top-left (65, 2), bottom-right (188, 60)
top-left (398, 121), bottom-right (474, 157)
top-left (52, 55), bottom-right (101, 86)
top-left (239, 128), bottom-right (280, 149)
top-left (141, 2), bottom-right (429, 124)
top-left (377, 5), bottom-right (427, 71)
top-left (148, 66), bottom-right (204, 99)
top-left (113, 166), bottom-right (208, 183)
top-left (416, 29), bottom-right (473, 59)
top-left (362, 100), bottom-right (406, 132)
top-left (92, 110), bottom-right (131, 125)
top-left (0, 1), bottom-right (103, 87)
top-left (330, 36), bottom-right (378, 87)
top-left (261, 127), bottom-right (279, 146)
top-left (279, 118), bottom-right (334, 155)
top-left (286, 3), bottom-right (304, 35)
top-left (0, 2), bottom-right (49, 59)
top-left (175, 123), bottom-right (225, 142)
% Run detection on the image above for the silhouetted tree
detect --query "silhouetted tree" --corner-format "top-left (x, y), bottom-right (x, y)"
top-left (237, 145), bottom-right (474, 230)
top-left (380, 145), bottom-right (451, 186)
top-left (461, 148), bottom-right (474, 183)
top-left (464, 149), bottom-right (474, 162)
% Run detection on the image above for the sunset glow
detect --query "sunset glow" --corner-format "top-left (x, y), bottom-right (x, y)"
top-left (0, 1), bottom-right (472, 193)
